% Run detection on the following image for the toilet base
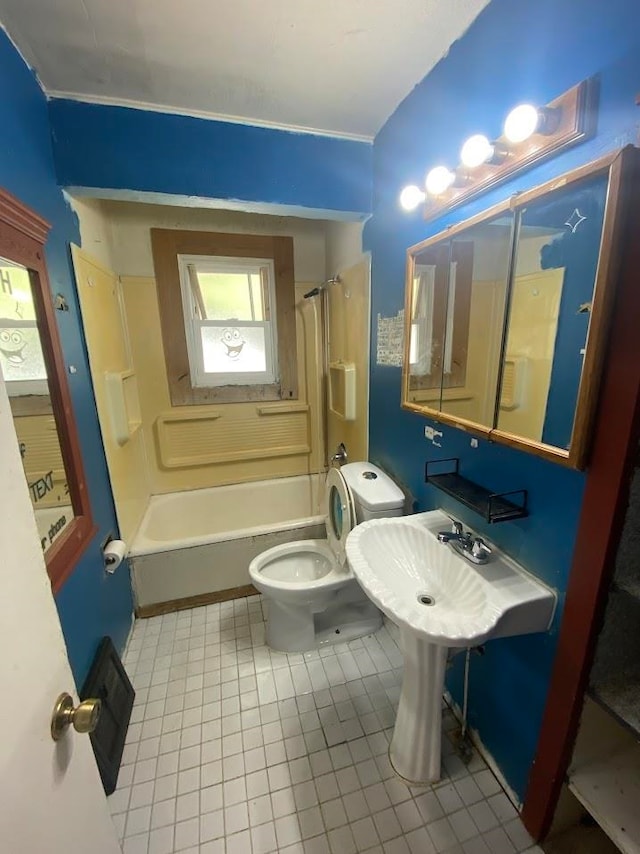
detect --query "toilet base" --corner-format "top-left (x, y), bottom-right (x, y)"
top-left (265, 595), bottom-right (382, 653)
top-left (314, 599), bottom-right (382, 648)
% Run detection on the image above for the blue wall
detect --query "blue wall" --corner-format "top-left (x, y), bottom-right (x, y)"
top-left (48, 99), bottom-right (373, 217)
top-left (0, 31), bottom-right (133, 685)
top-left (365, 0), bottom-right (640, 799)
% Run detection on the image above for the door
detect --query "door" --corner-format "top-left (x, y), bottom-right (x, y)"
top-left (0, 371), bottom-right (121, 852)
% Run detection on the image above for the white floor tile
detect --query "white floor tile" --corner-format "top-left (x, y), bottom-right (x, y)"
top-left (351, 816), bottom-right (380, 850)
top-left (252, 820), bottom-right (278, 854)
top-left (148, 823), bottom-right (174, 854)
top-left (125, 804), bottom-right (152, 837)
top-left (225, 800), bottom-right (249, 834)
top-left (299, 806), bottom-right (324, 840)
top-left (116, 594), bottom-right (538, 854)
top-left (129, 780), bottom-right (155, 810)
top-left (272, 786), bottom-right (298, 822)
top-left (275, 813), bottom-right (303, 846)
top-left (173, 815), bottom-right (199, 850)
top-left (150, 797), bottom-right (175, 830)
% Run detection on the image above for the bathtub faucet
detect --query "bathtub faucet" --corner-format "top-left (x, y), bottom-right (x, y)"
top-left (331, 443), bottom-right (348, 466)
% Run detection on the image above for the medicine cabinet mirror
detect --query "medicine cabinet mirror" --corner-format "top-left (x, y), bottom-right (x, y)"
top-left (0, 188), bottom-right (94, 591)
top-left (403, 146), bottom-right (639, 469)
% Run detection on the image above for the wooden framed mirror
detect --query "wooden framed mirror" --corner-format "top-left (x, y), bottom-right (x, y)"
top-left (0, 188), bottom-right (95, 591)
top-left (402, 146), bottom-right (640, 469)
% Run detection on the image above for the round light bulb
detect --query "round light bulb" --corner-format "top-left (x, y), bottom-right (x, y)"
top-left (399, 185), bottom-right (426, 211)
top-left (503, 104), bottom-right (540, 143)
top-left (425, 166), bottom-right (455, 197)
top-left (460, 134), bottom-right (494, 168)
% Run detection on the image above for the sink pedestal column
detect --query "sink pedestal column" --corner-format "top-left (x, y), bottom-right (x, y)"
top-left (390, 630), bottom-right (448, 784)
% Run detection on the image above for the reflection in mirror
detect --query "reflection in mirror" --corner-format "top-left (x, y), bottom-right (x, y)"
top-left (497, 175), bottom-right (608, 447)
top-left (0, 258), bottom-right (74, 553)
top-left (439, 216), bottom-right (513, 428)
top-left (407, 215), bottom-right (513, 429)
top-left (407, 244), bottom-right (449, 404)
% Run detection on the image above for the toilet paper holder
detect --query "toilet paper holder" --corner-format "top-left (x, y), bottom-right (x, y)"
top-left (102, 535), bottom-right (128, 574)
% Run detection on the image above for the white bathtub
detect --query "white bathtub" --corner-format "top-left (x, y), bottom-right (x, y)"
top-left (129, 474), bottom-right (326, 609)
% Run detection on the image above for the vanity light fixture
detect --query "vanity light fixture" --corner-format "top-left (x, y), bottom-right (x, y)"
top-left (425, 166), bottom-right (456, 197)
top-left (398, 78), bottom-right (597, 220)
top-left (460, 134), bottom-right (496, 169)
top-left (503, 103), bottom-right (560, 143)
top-left (503, 104), bottom-right (540, 143)
top-left (400, 184), bottom-right (426, 211)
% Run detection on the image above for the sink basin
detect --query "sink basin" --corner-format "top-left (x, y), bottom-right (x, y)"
top-left (346, 513), bottom-right (556, 647)
top-left (347, 520), bottom-right (492, 647)
top-left (346, 510), bottom-right (557, 784)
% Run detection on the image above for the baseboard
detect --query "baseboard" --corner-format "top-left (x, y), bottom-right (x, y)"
top-left (121, 610), bottom-right (136, 659)
top-left (135, 584), bottom-right (259, 618)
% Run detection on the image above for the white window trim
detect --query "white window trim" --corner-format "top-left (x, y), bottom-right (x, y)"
top-left (177, 254), bottom-right (279, 388)
top-left (410, 266), bottom-right (435, 374)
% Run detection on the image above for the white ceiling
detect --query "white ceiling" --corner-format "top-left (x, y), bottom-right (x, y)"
top-left (0, 0), bottom-right (489, 139)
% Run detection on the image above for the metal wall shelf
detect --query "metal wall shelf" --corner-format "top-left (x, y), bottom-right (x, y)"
top-left (425, 458), bottom-right (528, 524)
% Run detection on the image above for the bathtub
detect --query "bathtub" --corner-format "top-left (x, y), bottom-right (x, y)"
top-left (129, 474), bottom-right (325, 609)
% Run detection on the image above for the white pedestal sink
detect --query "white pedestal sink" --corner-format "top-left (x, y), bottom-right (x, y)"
top-left (346, 510), bottom-right (556, 784)
top-left (390, 631), bottom-right (448, 783)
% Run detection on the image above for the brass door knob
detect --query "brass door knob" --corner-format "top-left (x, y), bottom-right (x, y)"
top-left (51, 692), bottom-right (102, 741)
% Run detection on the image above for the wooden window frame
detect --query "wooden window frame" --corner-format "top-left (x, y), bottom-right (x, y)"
top-left (151, 229), bottom-right (298, 405)
top-left (177, 254), bottom-right (278, 388)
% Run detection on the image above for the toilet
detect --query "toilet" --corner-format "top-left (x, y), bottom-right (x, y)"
top-left (249, 461), bottom-right (405, 652)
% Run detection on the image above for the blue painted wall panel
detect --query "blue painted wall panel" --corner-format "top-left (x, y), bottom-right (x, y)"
top-left (0, 31), bottom-right (133, 685)
top-left (48, 100), bottom-right (373, 216)
top-left (365, 0), bottom-right (640, 798)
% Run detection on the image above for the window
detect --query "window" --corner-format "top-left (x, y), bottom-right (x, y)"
top-left (0, 260), bottom-right (49, 398)
top-left (178, 255), bottom-right (278, 387)
top-left (151, 230), bottom-right (297, 406)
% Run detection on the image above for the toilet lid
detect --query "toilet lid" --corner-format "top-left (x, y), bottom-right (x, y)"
top-left (325, 466), bottom-right (355, 566)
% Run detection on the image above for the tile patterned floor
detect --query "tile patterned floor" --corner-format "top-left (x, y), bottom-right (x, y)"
top-left (109, 595), bottom-right (543, 854)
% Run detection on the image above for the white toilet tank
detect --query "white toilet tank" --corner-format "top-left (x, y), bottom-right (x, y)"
top-left (341, 462), bottom-right (405, 523)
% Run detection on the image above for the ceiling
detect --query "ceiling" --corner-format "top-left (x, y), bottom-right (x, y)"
top-left (0, 0), bottom-right (489, 139)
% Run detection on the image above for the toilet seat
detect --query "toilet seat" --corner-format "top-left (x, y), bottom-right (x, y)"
top-left (251, 468), bottom-right (358, 595)
top-left (259, 543), bottom-right (333, 584)
top-left (250, 539), bottom-right (353, 605)
top-left (324, 466), bottom-right (355, 565)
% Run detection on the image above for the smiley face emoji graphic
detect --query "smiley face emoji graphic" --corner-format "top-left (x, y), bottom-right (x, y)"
top-left (0, 329), bottom-right (26, 365)
top-left (221, 327), bottom-right (245, 360)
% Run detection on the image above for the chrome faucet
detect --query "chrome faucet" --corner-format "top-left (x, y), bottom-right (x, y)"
top-left (437, 518), bottom-right (492, 565)
top-left (437, 519), bottom-right (466, 544)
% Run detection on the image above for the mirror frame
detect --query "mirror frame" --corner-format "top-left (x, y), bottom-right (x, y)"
top-left (0, 188), bottom-right (95, 591)
top-left (402, 146), bottom-right (640, 469)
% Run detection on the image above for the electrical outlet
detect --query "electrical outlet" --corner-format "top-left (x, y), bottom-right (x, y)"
top-left (425, 425), bottom-right (443, 447)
